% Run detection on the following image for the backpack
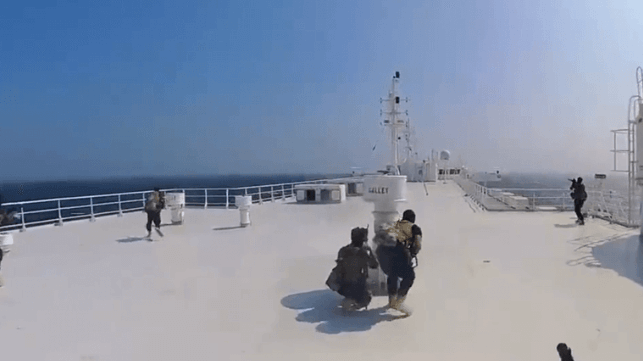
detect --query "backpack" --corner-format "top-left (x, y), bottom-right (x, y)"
top-left (338, 246), bottom-right (369, 280)
top-left (325, 265), bottom-right (342, 291)
top-left (145, 192), bottom-right (164, 212)
top-left (576, 184), bottom-right (587, 201)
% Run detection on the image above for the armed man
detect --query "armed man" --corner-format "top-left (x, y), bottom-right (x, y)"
top-left (569, 177), bottom-right (587, 225)
top-left (375, 209), bottom-right (422, 316)
top-left (327, 226), bottom-right (379, 311)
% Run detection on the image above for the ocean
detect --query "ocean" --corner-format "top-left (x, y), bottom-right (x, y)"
top-left (0, 174), bottom-right (349, 204)
top-left (0, 172), bottom-right (628, 204)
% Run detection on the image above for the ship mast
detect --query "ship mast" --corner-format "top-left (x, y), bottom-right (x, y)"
top-left (380, 71), bottom-right (408, 174)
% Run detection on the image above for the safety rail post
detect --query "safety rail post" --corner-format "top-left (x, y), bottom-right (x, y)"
top-left (281, 184), bottom-right (285, 200)
top-left (57, 200), bottom-right (63, 225)
top-left (204, 189), bottom-right (208, 209)
top-left (20, 207), bottom-right (26, 232)
top-left (90, 197), bottom-right (96, 222)
top-left (271, 186), bottom-right (274, 202)
top-left (142, 193), bottom-right (146, 209)
top-left (259, 187), bottom-right (263, 205)
top-left (226, 189), bottom-right (229, 209)
top-left (118, 194), bottom-right (123, 217)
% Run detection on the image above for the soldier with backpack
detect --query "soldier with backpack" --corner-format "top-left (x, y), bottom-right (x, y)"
top-left (375, 209), bottom-right (422, 315)
top-left (326, 226), bottom-right (379, 311)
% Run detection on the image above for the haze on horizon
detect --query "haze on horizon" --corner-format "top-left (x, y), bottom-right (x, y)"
top-left (2, 0), bottom-right (643, 182)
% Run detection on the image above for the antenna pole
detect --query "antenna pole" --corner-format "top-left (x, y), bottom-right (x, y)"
top-left (382, 71), bottom-right (408, 174)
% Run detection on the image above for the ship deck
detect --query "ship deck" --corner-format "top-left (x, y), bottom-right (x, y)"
top-left (1, 181), bottom-right (642, 360)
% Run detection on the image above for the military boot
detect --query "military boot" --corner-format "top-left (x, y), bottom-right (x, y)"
top-left (392, 295), bottom-right (411, 316)
top-left (387, 294), bottom-right (397, 309)
top-left (341, 298), bottom-right (357, 311)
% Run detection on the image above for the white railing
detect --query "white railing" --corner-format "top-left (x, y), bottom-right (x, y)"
top-left (453, 176), bottom-right (570, 210)
top-left (454, 176), bottom-right (640, 227)
top-left (584, 188), bottom-right (640, 227)
top-left (0, 178), bottom-right (334, 233)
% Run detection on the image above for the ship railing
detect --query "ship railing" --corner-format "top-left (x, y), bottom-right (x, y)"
top-left (0, 178), bottom-right (336, 233)
top-left (454, 176), bottom-right (571, 210)
top-left (584, 188), bottom-right (641, 227)
top-left (454, 176), bottom-right (640, 227)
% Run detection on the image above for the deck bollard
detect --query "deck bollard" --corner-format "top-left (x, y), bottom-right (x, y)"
top-left (235, 196), bottom-right (252, 227)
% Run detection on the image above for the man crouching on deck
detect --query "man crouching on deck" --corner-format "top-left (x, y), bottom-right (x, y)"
top-left (334, 227), bottom-right (379, 311)
top-left (375, 209), bottom-right (422, 315)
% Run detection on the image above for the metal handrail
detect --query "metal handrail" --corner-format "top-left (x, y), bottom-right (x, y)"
top-left (0, 178), bottom-right (338, 232)
top-left (455, 175), bottom-right (639, 227)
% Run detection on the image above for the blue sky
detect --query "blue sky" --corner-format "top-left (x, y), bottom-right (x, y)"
top-left (2, 0), bottom-right (643, 181)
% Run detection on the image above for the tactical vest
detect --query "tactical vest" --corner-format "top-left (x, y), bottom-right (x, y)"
top-left (145, 193), bottom-right (161, 212)
top-left (387, 220), bottom-right (415, 248)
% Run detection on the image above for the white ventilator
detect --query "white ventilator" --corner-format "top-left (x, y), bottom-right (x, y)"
top-left (235, 196), bottom-right (252, 227)
top-left (363, 174), bottom-right (407, 295)
top-left (0, 233), bottom-right (14, 246)
top-left (165, 192), bottom-right (185, 224)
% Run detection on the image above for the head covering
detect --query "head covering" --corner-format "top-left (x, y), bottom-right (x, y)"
top-left (402, 209), bottom-right (415, 223)
top-left (556, 343), bottom-right (573, 360)
top-left (350, 227), bottom-right (368, 246)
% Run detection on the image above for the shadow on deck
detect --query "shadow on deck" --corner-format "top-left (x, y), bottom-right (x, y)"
top-left (592, 234), bottom-right (643, 288)
top-left (280, 289), bottom-right (401, 334)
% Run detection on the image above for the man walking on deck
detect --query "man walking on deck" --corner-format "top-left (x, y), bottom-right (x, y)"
top-left (375, 209), bottom-right (422, 315)
top-left (144, 188), bottom-right (165, 238)
top-left (570, 177), bottom-right (587, 225)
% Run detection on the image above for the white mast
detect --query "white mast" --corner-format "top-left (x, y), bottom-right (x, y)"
top-left (380, 71), bottom-right (408, 174)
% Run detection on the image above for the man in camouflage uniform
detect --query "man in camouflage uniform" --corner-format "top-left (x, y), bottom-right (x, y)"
top-left (375, 209), bottom-right (422, 314)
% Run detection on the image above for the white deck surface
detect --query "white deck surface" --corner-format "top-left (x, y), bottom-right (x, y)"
top-left (1, 181), bottom-right (643, 360)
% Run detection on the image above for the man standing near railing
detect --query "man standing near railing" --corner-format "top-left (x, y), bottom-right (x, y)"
top-left (570, 177), bottom-right (587, 225)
